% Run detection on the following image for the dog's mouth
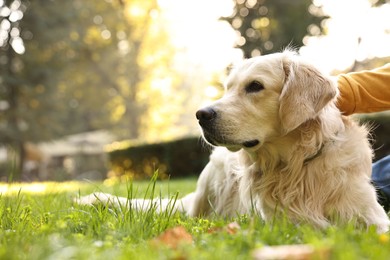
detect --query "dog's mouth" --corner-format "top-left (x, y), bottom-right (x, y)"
top-left (242, 140), bottom-right (260, 148)
top-left (202, 131), bottom-right (260, 151)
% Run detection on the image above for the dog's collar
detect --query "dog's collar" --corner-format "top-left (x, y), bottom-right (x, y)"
top-left (303, 143), bottom-right (325, 165)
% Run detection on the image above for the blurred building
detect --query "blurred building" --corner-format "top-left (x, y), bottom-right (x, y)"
top-left (0, 131), bottom-right (116, 182)
top-left (36, 130), bottom-right (116, 181)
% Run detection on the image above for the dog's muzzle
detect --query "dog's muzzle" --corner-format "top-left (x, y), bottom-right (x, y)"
top-left (196, 107), bottom-right (219, 145)
top-left (196, 107), bottom-right (260, 149)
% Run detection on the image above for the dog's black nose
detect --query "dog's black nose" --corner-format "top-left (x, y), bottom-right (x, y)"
top-left (196, 107), bottom-right (216, 121)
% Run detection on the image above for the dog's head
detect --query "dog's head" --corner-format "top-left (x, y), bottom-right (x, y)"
top-left (196, 51), bottom-right (338, 151)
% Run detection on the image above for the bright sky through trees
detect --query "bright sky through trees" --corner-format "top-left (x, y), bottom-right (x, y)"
top-left (160, 0), bottom-right (390, 74)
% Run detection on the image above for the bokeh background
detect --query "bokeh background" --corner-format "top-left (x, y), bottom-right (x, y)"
top-left (1, 0), bottom-right (389, 182)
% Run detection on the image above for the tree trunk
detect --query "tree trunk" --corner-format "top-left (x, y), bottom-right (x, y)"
top-left (6, 45), bottom-right (24, 181)
top-left (6, 142), bottom-right (24, 182)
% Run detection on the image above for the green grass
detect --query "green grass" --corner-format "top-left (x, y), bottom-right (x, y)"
top-left (1, 175), bottom-right (390, 260)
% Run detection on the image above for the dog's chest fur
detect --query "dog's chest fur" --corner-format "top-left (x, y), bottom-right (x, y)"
top-left (238, 116), bottom-right (373, 227)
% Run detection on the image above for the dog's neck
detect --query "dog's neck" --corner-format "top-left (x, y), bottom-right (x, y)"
top-left (241, 134), bottom-right (297, 173)
top-left (245, 113), bottom-right (342, 174)
top-left (303, 142), bottom-right (325, 165)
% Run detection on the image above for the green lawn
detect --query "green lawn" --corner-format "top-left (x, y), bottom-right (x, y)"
top-left (1, 176), bottom-right (390, 260)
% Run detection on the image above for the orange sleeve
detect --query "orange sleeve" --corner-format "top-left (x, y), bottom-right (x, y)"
top-left (337, 64), bottom-right (390, 115)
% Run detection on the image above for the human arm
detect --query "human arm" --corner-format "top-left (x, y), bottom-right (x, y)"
top-left (337, 64), bottom-right (390, 115)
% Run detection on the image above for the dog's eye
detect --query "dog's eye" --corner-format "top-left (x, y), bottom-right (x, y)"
top-left (245, 81), bottom-right (264, 93)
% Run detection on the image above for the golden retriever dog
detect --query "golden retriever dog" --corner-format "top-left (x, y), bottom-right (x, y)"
top-left (78, 51), bottom-right (390, 233)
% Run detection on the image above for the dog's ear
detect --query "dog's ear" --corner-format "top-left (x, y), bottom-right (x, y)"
top-left (279, 56), bottom-right (337, 133)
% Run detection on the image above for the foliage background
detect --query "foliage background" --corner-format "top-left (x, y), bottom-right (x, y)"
top-left (0, 0), bottom-right (389, 180)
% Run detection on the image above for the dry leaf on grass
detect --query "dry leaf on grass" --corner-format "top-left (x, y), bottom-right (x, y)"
top-left (226, 221), bottom-right (241, 234)
top-left (151, 226), bottom-right (193, 249)
top-left (252, 244), bottom-right (330, 260)
top-left (207, 221), bottom-right (241, 234)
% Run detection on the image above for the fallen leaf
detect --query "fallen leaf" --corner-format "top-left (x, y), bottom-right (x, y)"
top-left (226, 221), bottom-right (241, 235)
top-left (252, 244), bottom-right (330, 260)
top-left (207, 226), bottom-right (222, 234)
top-left (207, 221), bottom-right (241, 235)
top-left (151, 226), bottom-right (193, 249)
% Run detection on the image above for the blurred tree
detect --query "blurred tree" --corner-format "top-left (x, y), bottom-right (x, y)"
top-left (0, 0), bottom-right (181, 180)
top-left (222, 0), bottom-right (328, 58)
top-left (0, 0), bottom-right (29, 180)
top-left (109, 0), bottom-right (185, 141)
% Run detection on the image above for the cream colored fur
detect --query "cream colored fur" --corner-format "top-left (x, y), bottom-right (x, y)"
top-left (78, 51), bottom-right (390, 233)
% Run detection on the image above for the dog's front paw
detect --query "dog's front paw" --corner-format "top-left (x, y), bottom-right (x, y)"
top-left (375, 223), bottom-right (390, 234)
top-left (75, 192), bottom-right (109, 206)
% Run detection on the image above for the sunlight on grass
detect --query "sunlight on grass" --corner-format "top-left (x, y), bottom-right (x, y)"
top-left (0, 178), bottom-right (389, 259)
top-left (0, 178), bottom-right (197, 198)
top-left (0, 181), bottom-right (88, 195)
